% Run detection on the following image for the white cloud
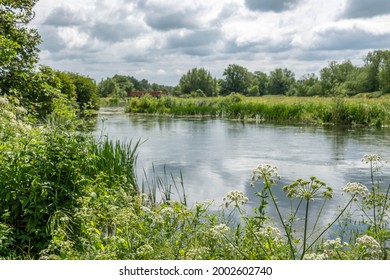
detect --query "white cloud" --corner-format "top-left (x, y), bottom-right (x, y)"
top-left (30, 0), bottom-right (390, 85)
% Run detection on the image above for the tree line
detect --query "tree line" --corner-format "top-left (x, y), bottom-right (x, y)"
top-left (98, 50), bottom-right (390, 99)
top-left (1, 0), bottom-right (99, 119)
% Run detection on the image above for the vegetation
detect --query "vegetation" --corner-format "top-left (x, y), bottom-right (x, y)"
top-left (126, 94), bottom-right (390, 127)
top-left (1, 0), bottom-right (389, 260)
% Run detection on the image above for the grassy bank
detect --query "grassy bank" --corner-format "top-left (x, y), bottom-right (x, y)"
top-left (126, 94), bottom-right (390, 127)
top-left (1, 97), bottom-right (389, 260)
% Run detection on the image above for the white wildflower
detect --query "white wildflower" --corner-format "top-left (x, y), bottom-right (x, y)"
top-left (256, 226), bottom-right (283, 244)
top-left (160, 206), bottom-right (174, 217)
top-left (343, 182), bottom-right (369, 200)
top-left (223, 190), bottom-right (248, 207)
top-left (303, 252), bottom-right (328, 260)
top-left (209, 224), bottom-right (230, 238)
top-left (185, 247), bottom-right (210, 260)
top-left (251, 164), bottom-right (280, 186)
top-left (136, 244), bottom-right (154, 257)
top-left (355, 235), bottom-right (382, 259)
top-left (362, 154), bottom-right (381, 164)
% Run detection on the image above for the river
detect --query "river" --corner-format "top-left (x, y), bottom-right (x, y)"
top-left (94, 108), bottom-right (390, 230)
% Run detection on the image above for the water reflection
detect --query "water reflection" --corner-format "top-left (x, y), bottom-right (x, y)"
top-left (94, 111), bottom-right (390, 227)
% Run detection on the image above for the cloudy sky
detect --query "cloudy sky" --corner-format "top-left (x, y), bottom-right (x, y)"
top-left (31, 0), bottom-right (390, 85)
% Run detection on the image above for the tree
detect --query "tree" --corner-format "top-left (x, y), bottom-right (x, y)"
top-left (220, 64), bottom-right (252, 95)
top-left (253, 71), bottom-right (268, 96)
top-left (69, 73), bottom-right (99, 110)
top-left (98, 78), bottom-right (117, 97)
top-left (267, 68), bottom-right (296, 95)
top-left (0, 0), bottom-right (41, 97)
top-left (320, 60), bottom-right (356, 96)
top-left (179, 67), bottom-right (218, 96)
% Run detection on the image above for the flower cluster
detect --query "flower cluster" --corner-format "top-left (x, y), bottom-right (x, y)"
top-left (354, 235), bottom-right (382, 259)
top-left (283, 177), bottom-right (333, 200)
top-left (256, 226), bottom-right (283, 244)
top-left (343, 182), bottom-right (369, 200)
top-left (223, 190), bottom-right (248, 208)
top-left (136, 244), bottom-right (154, 257)
top-left (185, 247), bottom-right (210, 260)
top-left (362, 154), bottom-right (381, 164)
top-left (209, 224), bottom-right (230, 239)
top-left (323, 238), bottom-right (349, 250)
top-left (251, 164), bottom-right (280, 186)
top-left (303, 252), bottom-right (328, 260)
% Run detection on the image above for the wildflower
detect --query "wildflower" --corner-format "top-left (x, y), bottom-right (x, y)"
top-left (185, 247), bottom-right (210, 260)
top-left (256, 226), bottom-right (283, 244)
top-left (209, 224), bottom-right (230, 239)
top-left (136, 244), bottom-right (154, 257)
top-left (354, 235), bottom-right (381, 259)
top-left (362, 154), bottom-right (381, 164)
top-left (303, 252), bottom-right (328, 260)
top-left (223, 190), bottom-right (248, 207)
top-left (159, 206), bottom-right (174, 217)
top-left (283, 177), bottom-right (332, 200)
top-left (251, 164), bottom-right (280, 186)
top-left (323, 238), bottom-right (347, 250)
top-left (343, 182), bottom-right (369, 200)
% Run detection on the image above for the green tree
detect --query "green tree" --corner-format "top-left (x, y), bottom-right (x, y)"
top-left (267, 68), bottom-right (296, 95)
top-left (290, 73), bottom-right (321, 96)
top-left (252, 71), bottom-right (268, 96)
top-left (111, 75), bottom-right (134, 97)
top-left (179, 67), bottom-right (218, 97)
top-left (220, 64), bottom-right (252, 95)
top-left (320, 60), bottom-right (356, 96)
top-left (98, 78), bottom-right (116, 97)
top-left (69, 73), bottom-right (99, 110)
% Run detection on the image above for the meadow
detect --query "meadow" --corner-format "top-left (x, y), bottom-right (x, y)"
top-left (126, 94), bottom-right (390, 127)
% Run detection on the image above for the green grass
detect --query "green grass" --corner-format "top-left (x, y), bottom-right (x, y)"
top-left (125, 94), bottom-right (390, 127)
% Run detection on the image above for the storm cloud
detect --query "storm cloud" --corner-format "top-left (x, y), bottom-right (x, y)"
top-left (341, 0), bottom-right (390, 18)
top-left (245, 0), bottom-right (301, 12)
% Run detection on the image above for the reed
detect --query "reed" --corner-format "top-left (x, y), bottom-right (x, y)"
top-left (126, 94), bottom-right (390, 127)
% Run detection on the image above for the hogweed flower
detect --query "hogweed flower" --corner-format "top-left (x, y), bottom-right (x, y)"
top-left (362, 154), bottom-right (381, 164)
top-left (223, 190), bottom-right (248, 208)
top-left (251, 164), bottom-right (280, 187)
top-left (354, 235), bottom-right (382, 259)
top-left (209, 224), bottom-right (230, 239)
top-left (343, 182), bottom-right (369, 200)
top-left (136, 244), bottom-right (154, 257)
top-left (283, 177), bottom-right (333, 200)
top-left (303, 252), bottom-right (328, 260)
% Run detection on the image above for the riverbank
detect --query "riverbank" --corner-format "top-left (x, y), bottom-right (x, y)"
top-left (124, 94), bottom-right (390, 127)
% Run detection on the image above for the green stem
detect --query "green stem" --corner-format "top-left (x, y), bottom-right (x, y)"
top-left (268, 186), bottom-right (296, 259)
top-left (301, 199), bottom-right (310, 259)
top-left (306, 196), bottom-right (355, 253)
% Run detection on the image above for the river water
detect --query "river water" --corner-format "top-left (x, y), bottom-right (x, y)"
top-left (94, 108), bottom-right (390, 229)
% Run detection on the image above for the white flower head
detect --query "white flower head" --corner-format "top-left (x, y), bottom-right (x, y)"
top-left (362, 154), bottom-right (381, 164)
top-left (251, 164), bottom-right (280, 186)
top-left (303, 253), bottom-right (328, 260)
top-left (223, 190), bottom-right (248, 207)
top-left (209, 224), bottom-right (230, 239)
top-left (355, 235), bottom-right (382, 259)
top-left (136, 244), bottom-right (154, 257)
top-left (343, 182), bottom-right (369, 200)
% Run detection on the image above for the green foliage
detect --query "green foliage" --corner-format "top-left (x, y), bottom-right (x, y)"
top-left (0, 99), bottom-right (137, 258)
top-left (179, 67), bottom-right (219, 97)
top-left (267, 68), bottom-right (296, 95)
top-left (126, 95), bottom-right (390, 127)
top-left (220, 64), bottom-right (253, 96)
top-left (68, 73), bottom-right (99, 110)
